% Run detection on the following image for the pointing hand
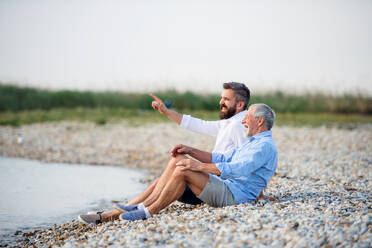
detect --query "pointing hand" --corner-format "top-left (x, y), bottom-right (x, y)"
top-left (150, 93), bottom-right (168, 115)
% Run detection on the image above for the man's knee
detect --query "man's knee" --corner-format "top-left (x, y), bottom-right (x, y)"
top-left (172, 154), bottom-right (187, 162)
top-left (168, 155), bottom-right (187, 169)
top-left (171, 166), bottom-right (187, 180)
top-left (150, 178), bottom-right (160, 188)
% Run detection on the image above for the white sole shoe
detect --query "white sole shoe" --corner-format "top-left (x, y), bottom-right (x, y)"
top-left (78, 213), bottom-right (102, 225)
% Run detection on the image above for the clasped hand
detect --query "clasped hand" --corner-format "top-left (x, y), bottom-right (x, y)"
top-left (170, 144), bottom-right (192, 157)
top-left (176, 158), bottom-right (203, 171)
top-left (170, 144), bottom-right (203, 171)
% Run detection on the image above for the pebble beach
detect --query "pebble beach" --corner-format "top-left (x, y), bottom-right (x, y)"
top-left (0, 121), bottom-right (371, 247)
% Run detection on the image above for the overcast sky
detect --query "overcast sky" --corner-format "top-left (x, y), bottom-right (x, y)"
top-left (0, 0), bottom-right (371, 94)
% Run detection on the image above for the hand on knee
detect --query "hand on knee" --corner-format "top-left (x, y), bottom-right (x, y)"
top-left (169, 154), bottom-right (187, 169)
top-left (172, 166), bottom-right (187, 179)
top-left (172, 154), bottom-right (187, 162)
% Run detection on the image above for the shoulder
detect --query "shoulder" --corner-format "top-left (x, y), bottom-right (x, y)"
top-left (225, 119), bottom-right (244, 130)
top-left (232, 110), bottom-right (247, 121)
top-left (258, 137), bottom-right (277, 155)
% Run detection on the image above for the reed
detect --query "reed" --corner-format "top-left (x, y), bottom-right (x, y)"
top-left (1, 83), bottom-right (371, 114)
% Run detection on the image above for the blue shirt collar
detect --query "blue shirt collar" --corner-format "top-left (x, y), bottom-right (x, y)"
top-left (248, 130), bottom-right (272, 142)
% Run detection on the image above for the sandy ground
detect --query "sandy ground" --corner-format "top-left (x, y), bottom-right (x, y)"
top-left (0, 121), bottom-right (371, 247)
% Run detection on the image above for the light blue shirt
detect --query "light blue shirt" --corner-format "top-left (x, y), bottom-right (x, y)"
top-left (212, 130), bottom-right (278, 204)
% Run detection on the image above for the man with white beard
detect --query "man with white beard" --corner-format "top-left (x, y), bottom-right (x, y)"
top-left (149, 82), bottom-right (255, 205)
top-left (149, 82), bottom-right (272, 203)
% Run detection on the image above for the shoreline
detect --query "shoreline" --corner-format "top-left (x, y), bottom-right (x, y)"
top-left (0, 122), bottom-right (371, 247)
top-left (0, 156), bottom-right (148, 247)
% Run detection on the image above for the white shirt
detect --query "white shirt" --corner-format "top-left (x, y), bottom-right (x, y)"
top-left (180, 110), bottom-right (248, 153)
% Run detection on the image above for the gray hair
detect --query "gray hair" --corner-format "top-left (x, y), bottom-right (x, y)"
top-left (250, 103), bottom-right (276, 130)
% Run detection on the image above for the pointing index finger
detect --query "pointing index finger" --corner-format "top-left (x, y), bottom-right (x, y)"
top-left (149, 93), bottom-right (162, 103)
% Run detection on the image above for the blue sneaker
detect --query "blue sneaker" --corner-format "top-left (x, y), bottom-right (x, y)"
top-left (119, 209), bottom-right (147, 221)
top-left (113, 204), bottom-right (138, 213)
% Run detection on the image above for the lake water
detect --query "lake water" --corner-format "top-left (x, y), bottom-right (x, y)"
top-left (0, 157), bottom-right (146, 244)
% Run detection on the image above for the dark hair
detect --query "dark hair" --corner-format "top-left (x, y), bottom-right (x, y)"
top-left (223, 82), bottom-right (250, 109)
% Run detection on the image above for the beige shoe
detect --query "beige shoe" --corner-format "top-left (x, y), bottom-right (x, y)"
top-left (78, 213), bottom-right (102, 225)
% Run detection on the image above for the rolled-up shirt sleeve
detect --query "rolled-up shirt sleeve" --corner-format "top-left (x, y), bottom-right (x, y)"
top-left (212, 148), bottom-right (236, 163)
top-left (211, 152), bottom-right (222, 163)
top-left (216, 144), bottom-right (270, 179)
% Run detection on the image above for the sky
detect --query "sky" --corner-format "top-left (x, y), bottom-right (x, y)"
top-left (0, 0), bottom-right (371, 94)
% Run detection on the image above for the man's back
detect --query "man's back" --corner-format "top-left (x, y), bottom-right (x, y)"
top-left (212, 130), bottom-right (278, 203)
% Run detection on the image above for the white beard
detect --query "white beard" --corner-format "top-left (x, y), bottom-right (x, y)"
top-left (244, 127), bottom-right (252, 138)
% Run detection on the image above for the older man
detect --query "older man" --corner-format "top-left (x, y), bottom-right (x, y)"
top-left (150, 82), bottom-right (253, 205)
top-left (78, 103), bottom-right (277, 224)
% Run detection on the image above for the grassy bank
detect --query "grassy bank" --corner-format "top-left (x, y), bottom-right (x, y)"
top-left (1, 108), bottom-right (371, 128)
top-left (1, 83), bottom-right (371, 128)
top-left (1, 84), bottom-right (372, 114)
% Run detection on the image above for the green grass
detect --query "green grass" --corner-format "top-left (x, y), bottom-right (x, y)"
top-left (275, 112), bottom-right (372, 129)
top-left (1, 83), bottom-right (372, 114)
top-left (0, 108), bottom-right (164, 127)
top-left (1, 83), bottom-right (371, 128)
top-left (0, 108), bottom-right (371, 128)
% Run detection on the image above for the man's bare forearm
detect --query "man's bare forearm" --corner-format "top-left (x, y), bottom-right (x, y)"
top-left (200, 163), bottom-right (221, 176)
top-left (177, 158), bottom-right (220, 175)
top-left (164, 109), bottom-right (183, 125)
top-left (188, 147), bottom-right (212, 163)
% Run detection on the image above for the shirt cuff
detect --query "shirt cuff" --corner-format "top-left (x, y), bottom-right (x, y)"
top-left (212, 152), bottom-right (222, 163)
top-left (180, 114), bottom-right (190, 128)
top-left (216, 162), bottom-right (231, 179)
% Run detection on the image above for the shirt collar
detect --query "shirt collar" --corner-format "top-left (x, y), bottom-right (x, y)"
top-left (248, 130), bottom-right (272, 142)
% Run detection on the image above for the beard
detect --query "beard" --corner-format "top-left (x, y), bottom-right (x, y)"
top-left (219, 104), bottom-right (237, 119)
top-left (244, 126), bottom-right (252, 138)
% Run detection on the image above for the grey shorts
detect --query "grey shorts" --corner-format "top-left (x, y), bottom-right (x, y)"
top-left (197, 174), bottom-right (236, 207)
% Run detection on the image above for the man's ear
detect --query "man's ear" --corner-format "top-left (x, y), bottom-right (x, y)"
top-left (257, 116), bottom-right (265, 126)
top-left (237, 101), bottom-right (245, 112)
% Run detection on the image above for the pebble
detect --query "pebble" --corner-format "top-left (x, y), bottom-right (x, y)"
top-left (0, 122), bottom-right (371, 247)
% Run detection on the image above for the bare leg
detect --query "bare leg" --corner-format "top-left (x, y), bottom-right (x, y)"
top-left (99, 178), bottom-right (160, 222)
top-left (100, 209), bottom-right (121, 222)
top-left (142, 155), bottom-right (186, 207)
top-left (147, 167), bottom-right (209, 215)
top-left (100, 156), bottom-right (186, 222)
top-left (126, 178), bottom-right (159, 205)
